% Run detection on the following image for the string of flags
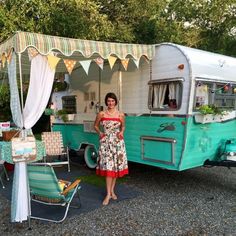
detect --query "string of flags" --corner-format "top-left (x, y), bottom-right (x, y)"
top-left (0, 49), bottom-right (13, 69)
top-left (0, 47), bottom-right (147, 73)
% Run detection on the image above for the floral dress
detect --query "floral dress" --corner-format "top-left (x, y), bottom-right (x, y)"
top-left (96, 117), bottom-right (128, 178)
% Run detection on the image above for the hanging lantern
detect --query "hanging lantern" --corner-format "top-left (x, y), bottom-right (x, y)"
top-left (224, 85), bottom-right (229, 92)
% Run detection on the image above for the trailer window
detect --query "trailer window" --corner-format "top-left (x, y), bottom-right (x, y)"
top-left (148, 81), bottom-right (182, 110)
top-left (194, 81), bottom-right (236, 109)
top-left (62, 95), bottom-right (77, 114)
top-left (214, 83), bottom-right (236, 109)
top-left (194, 82), bottom-right (213, 108)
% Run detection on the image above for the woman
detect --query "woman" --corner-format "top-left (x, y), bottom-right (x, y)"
top-left (94, 92), bottom-right (128, 205)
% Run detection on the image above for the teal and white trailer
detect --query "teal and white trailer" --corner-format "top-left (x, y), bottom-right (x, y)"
top-left (51, 43), bottom-right (236, 171)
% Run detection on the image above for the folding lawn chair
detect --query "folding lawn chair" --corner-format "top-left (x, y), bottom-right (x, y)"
top-left (41, 131), bottom-right (70, 172)
top-left (27, 163), bottom-right (81, 224)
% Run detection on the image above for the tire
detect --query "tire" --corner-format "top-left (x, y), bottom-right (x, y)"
top-left (84, 145), bottom-right (98, 169)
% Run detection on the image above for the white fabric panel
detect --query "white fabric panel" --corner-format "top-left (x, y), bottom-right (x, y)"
top-left (11, 54), bottom-right (55, 223)
top-left (11, 162), bottom-right (30, 222)
top-left (23, 54), bottom-right (55, 129)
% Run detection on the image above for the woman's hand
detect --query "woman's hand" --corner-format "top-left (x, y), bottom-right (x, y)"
top-left (117, 131), bottom-right (124, 140)
top-left (99, 132), bottom-right (106, 139)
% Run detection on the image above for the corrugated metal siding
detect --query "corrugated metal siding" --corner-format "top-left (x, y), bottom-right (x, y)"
top-left (121, 57), bottom-right (150, 114)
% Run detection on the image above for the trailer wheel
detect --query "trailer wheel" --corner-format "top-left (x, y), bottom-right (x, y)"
top-left (84, 145), bottom-right (98, 169)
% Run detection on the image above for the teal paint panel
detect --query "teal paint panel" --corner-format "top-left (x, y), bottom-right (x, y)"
top-left (124, 116), bottom-right (185, 170)
top-left (179, 117), bottom-right (236, 170)
top-left (143, 139), bottom-right (172, 162)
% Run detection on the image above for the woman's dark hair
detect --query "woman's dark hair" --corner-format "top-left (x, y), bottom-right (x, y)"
top-left (105, 92), bottom-right (118, 106)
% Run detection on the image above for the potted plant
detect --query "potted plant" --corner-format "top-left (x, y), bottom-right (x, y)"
top-left (194, 105), bottom-right (234, 124)
top-left (55, 109), bottom-right (68, 122)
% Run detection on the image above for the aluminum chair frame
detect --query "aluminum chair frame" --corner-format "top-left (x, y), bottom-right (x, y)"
top-left (27, 163), bottom-right (81, 225)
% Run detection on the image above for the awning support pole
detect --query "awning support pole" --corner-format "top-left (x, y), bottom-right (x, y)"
top-left (18, 53), bottom-right (24, 131)
top-left (118, 65), bottom-right (122, 111)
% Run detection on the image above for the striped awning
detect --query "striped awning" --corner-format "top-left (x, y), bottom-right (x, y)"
top-left (0, 31), bottom-right (155, 60)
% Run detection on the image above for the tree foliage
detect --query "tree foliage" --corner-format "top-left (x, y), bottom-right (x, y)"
top-left (0, 0), bottom-right (235, 56)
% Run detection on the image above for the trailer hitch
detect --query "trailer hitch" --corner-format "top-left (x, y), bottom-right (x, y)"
top-left (204, 159), bottom-right (236, 168)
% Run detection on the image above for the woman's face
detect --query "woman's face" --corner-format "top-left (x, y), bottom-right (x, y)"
top-left (107, 97), bottom-right (116, 109)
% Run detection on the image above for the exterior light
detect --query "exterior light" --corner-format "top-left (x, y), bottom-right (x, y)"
top-left (178, 64), bottom-right (184, 70)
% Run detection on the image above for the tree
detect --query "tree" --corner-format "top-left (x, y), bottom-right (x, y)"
top-left (165, 0), bottom-right (236, 55)
top-left (0, 0), bottom-right (114, 42)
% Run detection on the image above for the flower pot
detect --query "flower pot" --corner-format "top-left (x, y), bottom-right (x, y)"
top-left (194, 111), bottom-right (236, 124)
top-left (67, 114), bottom-right (75, 121)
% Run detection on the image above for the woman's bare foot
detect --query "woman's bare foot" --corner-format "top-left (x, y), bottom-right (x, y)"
top-left (111, 193), bottom-right (117, 200)
top-left (102, 195), bottom-right (111, 206)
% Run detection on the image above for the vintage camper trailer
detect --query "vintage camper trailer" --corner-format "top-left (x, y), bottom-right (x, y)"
top-left (51, 43), bottom-right (236, 171)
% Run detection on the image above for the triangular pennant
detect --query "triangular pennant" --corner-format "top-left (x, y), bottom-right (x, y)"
top-left (47, 54), bottom-right (61, 70)
top-left (143, 55), bottom-right (150, 64)
top-left (108, 56), bottom-right (117, 70)
top-left (1, 54), bottom-right (6, 68)
top-left (133, 58), bottom-right (140, 68)
top-left (7, 49), bottom-right (13, 65)
top-left (121, 58), bottom-right (129, 71)
top-left (27, 47), bottom-right (39, 61)
top-left (79, 60), bottom-right (92, 75)
top-left (94, 57), bottom-right (104, 70)
top-left (63, 59), bottom-right (77, 75)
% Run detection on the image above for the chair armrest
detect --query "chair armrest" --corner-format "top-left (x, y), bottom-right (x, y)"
top-left (62, 179), bottom-right (81, 195)
top-left (58, 179), bottom-right (71, 185)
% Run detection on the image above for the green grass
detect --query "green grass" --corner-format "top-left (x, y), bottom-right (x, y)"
top-left (79, 174), bottom-right (127, 187)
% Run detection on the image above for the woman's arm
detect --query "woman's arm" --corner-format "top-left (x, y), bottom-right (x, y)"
top-left (117, 112), bottom-right (125, 139)
top-left (94, 112), bottom-right (104, 138)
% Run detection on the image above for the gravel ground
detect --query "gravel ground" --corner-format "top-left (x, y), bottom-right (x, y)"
top-left (0, 163), bottom-right (235, 236)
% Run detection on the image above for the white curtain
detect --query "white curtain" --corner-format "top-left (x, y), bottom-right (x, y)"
top-left (169, 82), bottom-right (180, 105)
top-left (153, 84), bottom-right (167, 108)
top-left (23, 54), bottom-right (55, 129)
top-left (10, 54), bottom-right (55, 222)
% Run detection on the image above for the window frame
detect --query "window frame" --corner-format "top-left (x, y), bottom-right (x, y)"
top-left (193, 78), bottom-right (236, 111)
top-left (148, 77), bottom-right (184, 111)
top-left (62, 95), bottom-right (77, 114)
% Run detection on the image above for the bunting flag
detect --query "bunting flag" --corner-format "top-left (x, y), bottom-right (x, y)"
top-left (143, 55), bottom-right (150, 64)
top-left (1, 53), bottom-right (6, 68)
top-left (121, 58), bottom-right (129, 71)
top-left (94, 57), bottom-right (104, 70)
top-left (7, 49), bottom-right (13, 65)
top-left (63, 59), bottom-right (77, 75)
top-left (133, 58), bottom-right (140, 68)
top-left (47, 54), bottom-right (61, 70)
top-left (79, 60), bottom-right (92, 75)
top-left (27, 47), bottom-right (39, 60)
top-left (108, 56), bottom-right (117, 70)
